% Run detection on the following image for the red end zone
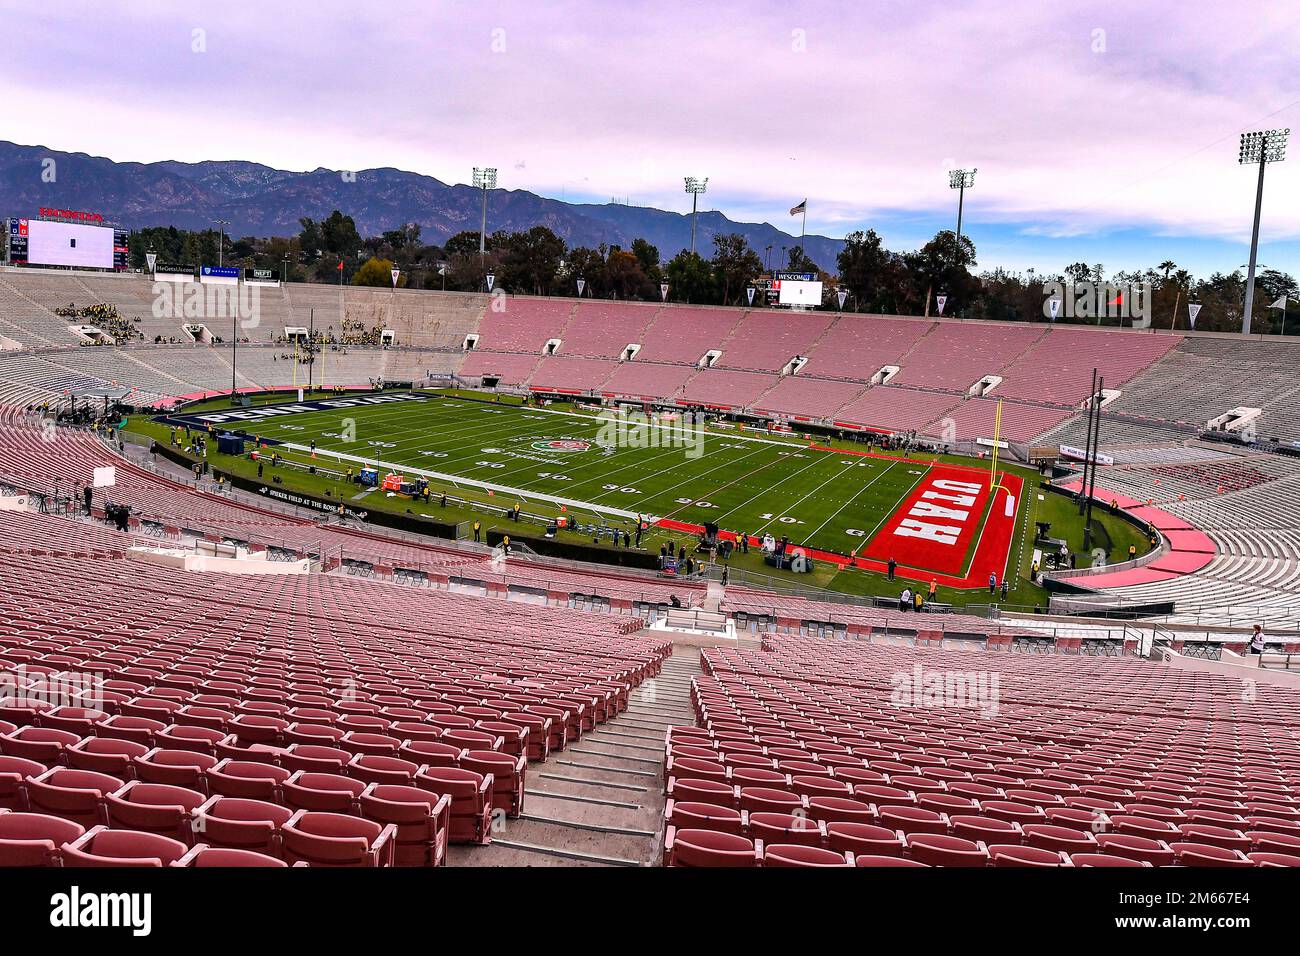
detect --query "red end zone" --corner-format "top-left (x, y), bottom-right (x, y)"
top-left (656, 460), bottom-right (1022, 589)
top-left (858, 465), bottom-right (1022, 587)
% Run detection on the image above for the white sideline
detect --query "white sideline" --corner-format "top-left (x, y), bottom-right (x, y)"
top-left (278, 442), bottom-right (651, 522)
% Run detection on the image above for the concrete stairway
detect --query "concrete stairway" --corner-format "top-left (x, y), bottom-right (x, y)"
top-left (449, 645), bottom-right (702, 866)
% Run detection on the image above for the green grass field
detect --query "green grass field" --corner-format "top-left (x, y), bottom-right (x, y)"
top-left (134, 389), bottom-right (1150, 608)
top-left (184, 393), bottom-right (983, 552)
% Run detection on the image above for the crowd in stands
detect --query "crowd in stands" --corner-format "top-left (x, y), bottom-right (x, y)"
top-left (55, 302), bottom-right (144, 345)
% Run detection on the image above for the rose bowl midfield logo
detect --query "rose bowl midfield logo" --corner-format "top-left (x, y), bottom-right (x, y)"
top-left (530, 439), bottom-right (591, 453)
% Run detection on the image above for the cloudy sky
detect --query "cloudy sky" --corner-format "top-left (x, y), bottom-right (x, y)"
top-left (2, 0), bottom-right (1298, 276)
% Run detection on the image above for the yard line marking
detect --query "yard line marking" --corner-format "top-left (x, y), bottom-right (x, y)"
top-left (803, 457), bottom-right (902, 543)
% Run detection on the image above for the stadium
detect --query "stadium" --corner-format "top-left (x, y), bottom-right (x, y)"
top-left (0, 0), bottom-right (1296, 939)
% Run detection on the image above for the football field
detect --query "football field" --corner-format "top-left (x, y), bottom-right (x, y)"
top-left (177, 391), bottom-right (1021, 587)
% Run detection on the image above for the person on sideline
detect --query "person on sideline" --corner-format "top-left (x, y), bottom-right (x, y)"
top-left (1250, 623), bottom-right (1267, 665)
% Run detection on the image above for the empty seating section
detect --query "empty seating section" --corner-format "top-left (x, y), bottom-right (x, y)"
top-left (996, 329), bottom-right (1180, 404)
top-left (801, 315), bottom-right (935, 381)
top-left (836, 387), bottom-right (959, 433)
top-left (634, 308), bottom-right (743, 364)
top-left (893, 324), bottom-right (1044, 391)
top-left (527, 356), bottom-right (618, 392)
top-left (715, 311), bottom-right (836, 372)
top-left (601, 362), bottom-right (696, 400)
top-left (929, 398), bottom-right (1075, 443)
top-left (559, 303), bottom-right (660, 358)
top-left (0, 511), bottom-right (669, 866)
top-left (679, 369), bottom-right (781, 409)
top-left (458, 350), bottom-right (539, 386)
top-left (475, 298), bottom-right (575, 353)
top-left (659, 635), bottom-right (1300, 866)
top-left (753, 377), bottom-right (869, 420)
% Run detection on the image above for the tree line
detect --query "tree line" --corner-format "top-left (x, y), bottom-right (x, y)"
top-left (126, 214), bottom-right (1299, 335)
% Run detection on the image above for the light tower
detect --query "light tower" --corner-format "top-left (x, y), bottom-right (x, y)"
top-left (473, 167), bottom-right (497, 262)
top-left (948, 168), bottom-right (976, 249)
top-left (1239, 129), bottom-right (1289, 335)
top-left (684, 177), bottom-right (708, 255)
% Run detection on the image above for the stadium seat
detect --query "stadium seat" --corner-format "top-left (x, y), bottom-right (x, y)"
top-left (414, 766), bottom-right (495, 844)
top-left (905, 834), bottom-right (990, 867)
top-left (173, 845), bottom-right (289, 867)
top-left (0, 726), bottom-right (82, 764)
top-left (459, 750), bottom-right (526, 818)
top-left (132, 747), bottom-right (219, 789)
top-left (1248, 852), bottom-right (1300, 867)
top-left (988, 844), bottom-right (1073, 867)
top-left (667, 777), bottom-right (738, 809)
top-left (398, 740), bottom-right (465, 768)
top-left (0, 755), bottom-right (46, 810)
top-left (106, 781), bottom-right (207, 841)
top-left (281, 771), bottom-right (366, 813)
top-left (281, 744), bottom-right (353, 774)
top-left (62, 826), bottom-right (190, 867)
top-left (855, 854), bottom-right (930, 867)
top-left (205, 759), bottom-right (292, 800)
top-left (763, 844), bottom-right (854, 867)
top-left (1169, 842), bottom-right (1254, 867)
top-left (24, 767), bottom-right (121, 827)
top-left (0, 811), bottom-right (86, 867)
top-left (825, 822), bottom-right (907, 858)
top-left (191, 796), bottom-right (294, 855)
top-left (280, 810), bottom-right (396, 867)
top-left (665, 828), bottom-right (762, 867)
top-left (1094, 833), bottom-right (1176, 866)
top-left (1022, 824), bottom-right (1099, 853)
top-left (65, 737), bottom-right (148, 777)
top-left (346, 754), bottom-right (421, 787)
top-left (1070, 853), bottom-right (1151, 867)
top-left (663, 800), bottom-right (747, 844)
top-left (748, 812), bottom-right (826, 848)
top-left (358, 784), bottom-right (452, 867)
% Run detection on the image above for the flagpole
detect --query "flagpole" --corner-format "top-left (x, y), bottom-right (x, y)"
top-left (801, 203), bottom-right (807, 253)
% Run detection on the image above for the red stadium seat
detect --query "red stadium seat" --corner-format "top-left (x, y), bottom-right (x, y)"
top-left (24, 767), bottom-right (121, 827)
top-left (281, 771), bottom-right (366, 813)
top-left (855, 854), bottom-right (930, 867)
top-left (1094, 833), bottom-right (1176, 866)
top-left (280, 810), bottom-right (396, 867)
top-left (1070, 853), bottom-right (1151, 867)
top-left (988, 844), bottom-right (1073, 867)
top-left (0, 755), bottom-right (46, 810)
top-left (459, 750), bottom-right (525, 818)
top-left (763, 844), bottom-right (853, 867)
top-left (174, 845), bottom-right (288, 867)
top-left (414, 766), bottom-right (494, 844)
top-left (905, 834), bottom-right (990, 867)
top-left (358, 784), bottom-right (452, 867)
top-left (748, 811), bottom-right (825, 848)
top-left (106, 781), bottom-right (206, 840)
top-left (825, 822), bottom-right (907, 858)
top-left (0, 811), bottom-right (86, 867)
top-left (132, 748), bottom-right (219, 789)
top-left (1169, 842), bottom-right (1253, 867)
top-left (65, 737), bottom-right (148, 777)
top-left (665, 828), bottom-right (761, 867)
top-left (62, 826), bottom-right (190, 867)
top-left (191, 796), bottom-right (293, 855)
top-left (205, 759), bottom-right (292, 800)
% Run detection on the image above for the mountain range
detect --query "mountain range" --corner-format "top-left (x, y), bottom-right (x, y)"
top-left (0, 141), bottom-right (844, 268)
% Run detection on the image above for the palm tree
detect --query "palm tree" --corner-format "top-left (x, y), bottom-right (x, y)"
top-left (1158, 260), bottom-right (1176, 284)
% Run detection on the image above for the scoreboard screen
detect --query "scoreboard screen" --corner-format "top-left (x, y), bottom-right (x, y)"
top-left (8, 218), bottom-right (128, 270)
